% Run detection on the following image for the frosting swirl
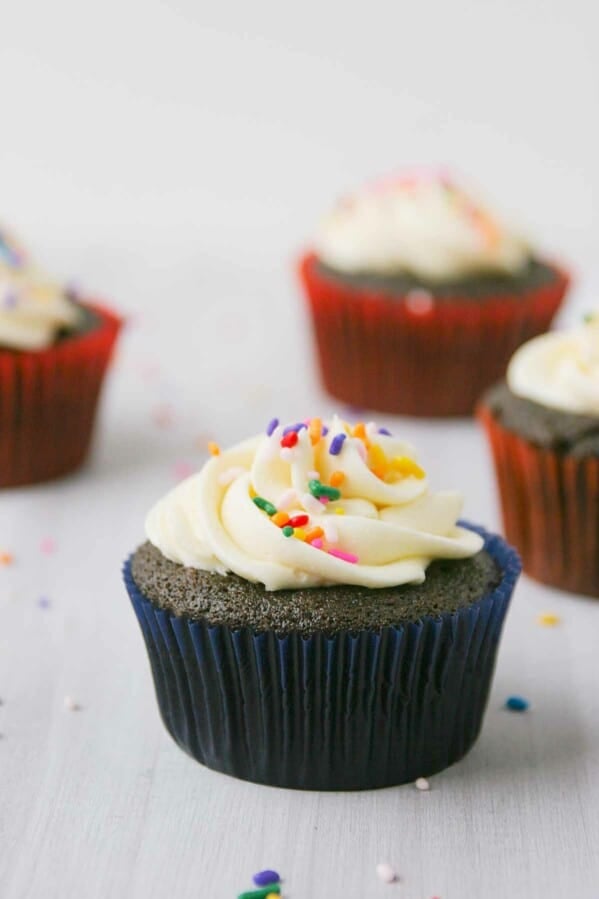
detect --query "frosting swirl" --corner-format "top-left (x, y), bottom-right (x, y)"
top-left (314, 170), bottom-right (530, 282)
top-left (508, 315), bottom-right (599, 415)
top-left (146, 416), bottom-right (483, 591)
top-left (0, 228), bottom-right (81, 351)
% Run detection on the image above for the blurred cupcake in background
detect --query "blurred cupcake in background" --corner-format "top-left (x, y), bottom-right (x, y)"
top-left (298, 170), bottom-right (569, 417)
top-left (479, 314), bottom-right (599, 597)
top-left (0, 227), bottom-right (121, 487)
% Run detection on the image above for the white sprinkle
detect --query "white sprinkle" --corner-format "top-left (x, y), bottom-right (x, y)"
top-left (322, 520), bottom-right (338, 544)
top-left (278, 489), bottom-right (298, 510)
top-left (303, 493), bottom-right (326, 516)
top-left (405, 289), bottom-right (434, 315)
top-left (217, 467), bottom-right (244, 486)
top-left (415, 776), bottom-right (430, 791)
top-left (64, 696), bottom-right (80, 711)
top-left (353, 438), bottom-right (367, 461)
top-left (280, 447), bottom-right (295, 462)
top-left (376, 862), bottom-right (398, 884)
top-left (308, 470), bottom-right (320, 479)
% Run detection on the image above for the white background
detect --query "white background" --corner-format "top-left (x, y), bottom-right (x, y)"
top-left (1, 2), bottom-right (598, 897)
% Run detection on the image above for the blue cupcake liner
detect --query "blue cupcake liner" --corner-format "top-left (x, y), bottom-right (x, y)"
top-left (123, 522), bottom-right (521, 790)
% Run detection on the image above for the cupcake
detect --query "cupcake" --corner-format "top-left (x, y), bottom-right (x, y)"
top-left (124, 416), bottom-right (520, 790)
top-left (298, 171), bottom-right (569, 417)
top-left (0, 228), bottom-right (121, 487)
top-left (480, 315), bottom-right (599, 597)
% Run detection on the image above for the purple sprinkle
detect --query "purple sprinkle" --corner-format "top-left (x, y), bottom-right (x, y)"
top-left (253, 870), bottom-right (281, 887)
top-left (282, 422), bottom-right (307, 435)
top-left (322, 425), bottom-right (329, 435)
top-left (378, 427), bottom-right (392, 436)
top-left (37, 597), bottom-right (51, 609)
top-left (266, 417), bottom-right (279, 436)
top-left (329, 433), bottom-right (346, 455)
top-left (2, 291), bottom-right (18, 309)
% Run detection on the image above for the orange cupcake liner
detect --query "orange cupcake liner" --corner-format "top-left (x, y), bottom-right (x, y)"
top-left (299, 252), bottom-right (569, 417)
top-left (0, 302), bottom-right (121, 488)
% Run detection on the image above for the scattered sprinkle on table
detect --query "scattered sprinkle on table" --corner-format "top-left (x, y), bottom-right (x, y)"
top-left (172, 460), bottom-right (194, 481)
top-left (0, 551), bottom-right (14, 566)
top-left (505, 695), bottom-right (529, 712)
top-left (537, 612), bottom-right (560, 627)
top-left (40, 537), bottom-right (56, 555)
top-left (415, 776), bottom-right (430, 791)
top-left (253, 870), bottom-right (281, 887)
top-left (63, 696), bottom-right (80, 711)
top-left (238, 886), bottom-right (281, 899)
top-left (37, 596), bottom-right (51, 610)
top-left (376, 862), bottom-right (398, 883)
top-left (152, 404), bottom-right (175, 429)
top-left (207, 441), bottom-right (220, 456)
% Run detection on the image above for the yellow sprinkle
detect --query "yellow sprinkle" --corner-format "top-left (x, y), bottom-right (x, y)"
top-left (368, 443), bottom-right (389, 479)
top-left (208, 441), bottom-right (220, 456)
top-left (272, 511), bottom-right (290, 528)
top-left (293, 528), bottom-right (307, 541)
top-left (309, 416), bottom-right (322, 445)
top-left (392, 456), bottom-right (426, 479)
top-left (334, 507), bottom-right (345, 515)
top-left (538, 612), bottom-right (561, 627)
top-left (330, 470), bottom-right (345, 487)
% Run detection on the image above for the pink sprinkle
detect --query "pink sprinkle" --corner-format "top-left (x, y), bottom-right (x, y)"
top-left (308, 470), bottom-right (319, 479)
top-left (354, 439), bottom-right (367, 461)
top-left (172, 461), bottom-right (194, 481)
top-left (328, 548), bottom-right (358, 564)
top-left (311, 538), bottom-right (323, 549)
top-left (319, 496), bottom-right (330, 505)
top-left (40, 537), bottom-right (56, 555)
top-left (405, 289), bottom-right (434, 316)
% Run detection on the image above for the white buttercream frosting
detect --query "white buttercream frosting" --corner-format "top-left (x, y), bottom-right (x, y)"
top-left (508, 316), bottom-right (599, 415)
top-left (314, 170), bottom-right (530, 282)
top-left (0, 228), bottom-right (81, 351)
top-left (146, 415), bottom-right (483, 591)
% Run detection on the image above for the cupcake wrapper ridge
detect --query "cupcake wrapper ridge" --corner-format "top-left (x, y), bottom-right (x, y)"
top-left (0, 302), bottom-right (121, 488)
top-left (299, 252), bottom-right (569, 418)
top-left (124, 523), bottom-right (520, 791)
top-left (480, 405), bottom-right (599, 597)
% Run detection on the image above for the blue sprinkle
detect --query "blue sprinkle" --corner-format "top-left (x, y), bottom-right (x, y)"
top-left (282, 422), bottom-right (307, 435)
top-left (505, 695), bottom-right (529, 712)
top-left (266, 418), bottom-right (279, 436)
top-left (378, 427), bottom-right (392, 436)
top-left (329, 433), bottom-right (346, 456)
top-left (253, 870), bottom-right (280, 887)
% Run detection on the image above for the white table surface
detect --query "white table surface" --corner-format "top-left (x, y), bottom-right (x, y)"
top-left (1, 252), bottom-right (598, 899)
top-left (1, 2), bottom-right (599, 895)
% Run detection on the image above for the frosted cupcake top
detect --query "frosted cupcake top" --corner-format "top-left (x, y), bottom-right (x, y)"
top-left (146, 415), bottom-right (483, 591)
top-left (508, 315), bottom-right (599, 416)
top-left (314, 170), bottom-right (530, 282)
top-left (0, 228), bottom-right (81, 351)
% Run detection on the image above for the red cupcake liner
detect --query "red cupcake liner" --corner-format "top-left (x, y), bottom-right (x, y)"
top-left (479, 404), bottom-right (599, 597)
top-left (298, 252), bottom-right (569, 417)
top-left (0, 302), bottom-right (121, 488)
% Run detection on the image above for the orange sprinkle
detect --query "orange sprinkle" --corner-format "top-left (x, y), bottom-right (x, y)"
top-left (305, 526), bottom-right (324, 543)
top-left (330, 470), bottom-right (345, 487)
top-left (392, 456), bottom-right (426, 479)
top-left (309, 417), bottom-right (322, 445)
top-left (352, 422), bottom-right (367, 441)
top-left (293, 527), bottom-right (307, 541)
top-left (208, 441), bottom-right (221, 456)
top-left (0, 551), bottom-right (13, 566)
top-left (271, 511), bottom-right (290, 528)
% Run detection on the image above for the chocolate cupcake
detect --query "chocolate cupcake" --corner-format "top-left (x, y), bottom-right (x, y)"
top-left (124, 416), bottom-right (520, 790)
top-left (0, 227), bottom-right (121, 487)
top-left (298, 171), bottom-right (569, 417)
top-left (480, 316), bottom-right (599, 597)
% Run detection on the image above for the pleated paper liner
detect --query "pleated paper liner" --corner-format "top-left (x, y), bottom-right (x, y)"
top-left (124, 523), bottom-right (521, 791)
top-left (480, 404), bottom-right (599, 597)
top-left (0, 301), bottom-right (121, 488)
top-left (298, 252), bottom-right (569, 418)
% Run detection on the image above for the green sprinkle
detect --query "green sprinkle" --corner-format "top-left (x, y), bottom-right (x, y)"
top-left (584, 311), bottom-right (596, 324)
top-left (308, 479), bottom-right (341, 501)
top-left (238, 887), bottom-right (281, 899)
top-left (253, 496), bottom-right (277, 516)
top-left (282, 525), bottom-right (294, 537)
